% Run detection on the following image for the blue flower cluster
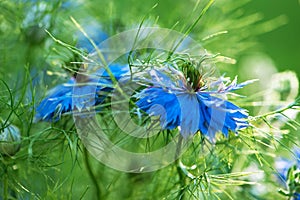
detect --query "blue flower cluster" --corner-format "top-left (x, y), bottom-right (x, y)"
top-left (35, 30), bottom-right (252, 140)
top-left (36, 62), bottom-right (252, 141)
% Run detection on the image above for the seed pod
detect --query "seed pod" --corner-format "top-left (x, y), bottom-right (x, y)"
top-left (0, 123), bottom-right (21, 156)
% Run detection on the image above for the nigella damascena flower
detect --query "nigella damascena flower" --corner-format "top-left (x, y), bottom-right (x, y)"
top-left (35, 64), bottom-right (129, 122)
top-left (35, 78), bottom-right (74, 122)
top-left (275, 146), bottom-right (300, 200)
top-left (136, 66), bottom-right (254, 140)
top-left (276, 147), bottom-right (300, 182)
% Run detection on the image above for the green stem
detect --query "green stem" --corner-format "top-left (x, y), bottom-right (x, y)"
top-left (167, 0), bottom-right (215, 59)
top-left (83, 148), bottom-right (101, 200)
top-left (3, 166), bottom-right (8, 200)
top-left (252, 100), bottom-right (298, 120)
top-left (175, 135), bottom-right (186, 200)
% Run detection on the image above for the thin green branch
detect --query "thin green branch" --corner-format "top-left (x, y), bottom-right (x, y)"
top-left (83, 148), bottom-right (101, 200)
top-left (168, 0), bottom-right (215, 59)
top-left (175, 135), bottom-right (186, 200)
top-left (251, 97), bottom-right (300, 121)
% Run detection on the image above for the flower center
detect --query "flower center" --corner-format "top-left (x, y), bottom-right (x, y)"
top-left (178, 61), bottom-right (204, 91)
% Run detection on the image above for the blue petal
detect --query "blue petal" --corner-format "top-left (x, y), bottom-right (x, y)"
top-left (94, 64), bottom-right (130, 87)
top-left (275, 157), bottom-right (294, 185)
top-left (136, 88), bottom-right (180, 130)
top-left (177, 93), bottom-right (200, 138)
top-left (197, 93), bottom-right (248, 138)
top-left (35, 64), bottom-right (129, 122)
top-left (73, 84), bottom-right (97, 112)
top-left (294, 193), bottom-right (300, 200)
top-left (136, 87), bottom-right (249, 139)
top-left (35, 78), bottom-right (75, 122)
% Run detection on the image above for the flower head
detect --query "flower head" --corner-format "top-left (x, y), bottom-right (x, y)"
top-left (35, 78), bottom-right (75, 122)
top-left (35, 64), bottom-right (129, 122)
top-left (275, 146), bottom-right (300, 200)
top-left (136, 64), bottom-right (252, 140)
top-left (276, 147), bottom-right (300, 180)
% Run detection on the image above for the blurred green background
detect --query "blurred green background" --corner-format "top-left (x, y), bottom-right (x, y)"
top-left (247, 0), bottom-right (300, 75)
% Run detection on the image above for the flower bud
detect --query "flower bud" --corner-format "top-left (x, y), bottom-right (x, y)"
top-left (0, 123), bottom-right (21, 156)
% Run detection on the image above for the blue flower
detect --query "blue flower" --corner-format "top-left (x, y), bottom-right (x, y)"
top-left (275, 146), bottom-right (300, 200)
top-left (35, 78), bottom-right (74, 122)
top-left (136, 67), bottom-right (252, 140)
top-left (35, 64), bottom-right (129, 122)
top-left (276, 147), bottom-right (300, 180)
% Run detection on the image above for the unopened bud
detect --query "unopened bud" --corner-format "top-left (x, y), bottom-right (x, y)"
top-left (0, 123), bottom-right (21, 156)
